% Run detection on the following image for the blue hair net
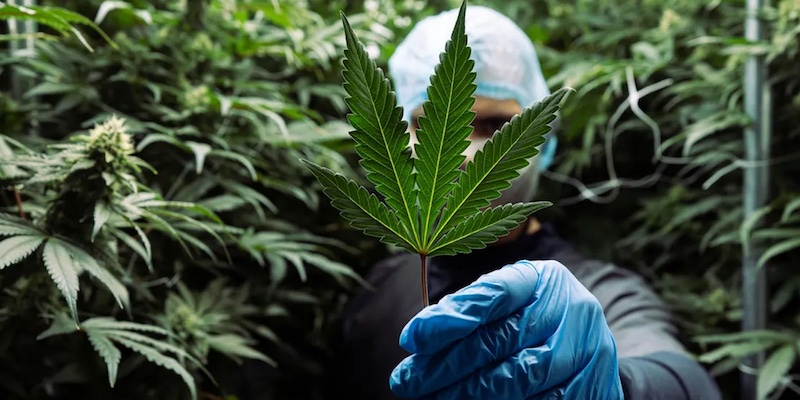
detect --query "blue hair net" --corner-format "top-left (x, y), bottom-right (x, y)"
top-left (388, 5), bottom-right (557, 170)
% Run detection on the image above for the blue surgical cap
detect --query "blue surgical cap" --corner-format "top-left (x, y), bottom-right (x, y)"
top-left (388, 5), bottom-right (557, 170)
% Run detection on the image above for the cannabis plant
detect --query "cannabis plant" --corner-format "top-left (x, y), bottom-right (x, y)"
top-left (1, 1), bottom-right (396, 398)
top-left (0, 115), bottom-right (229, 399)
top-left (304, 1), bottom-right (570, 306)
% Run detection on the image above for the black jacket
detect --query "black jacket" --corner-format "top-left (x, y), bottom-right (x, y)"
top-left (334, 221), bottom-right (722, 399)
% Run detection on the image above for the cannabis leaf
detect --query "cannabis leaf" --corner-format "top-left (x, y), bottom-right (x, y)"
top-left (413, 1), bottom-right (476, 248)
top-left (0, 3), bottom-right (115, 52)
top-left (302, 1), bottom-right (571, 306)
top-left (38, 316), bottom-right (205, 399)
top-left (0, 214), bottom-right (131, 323)
top-left (0, 235), bottom-right (45, 269)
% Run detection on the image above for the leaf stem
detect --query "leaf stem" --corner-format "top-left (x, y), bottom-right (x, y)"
top-left (14, 187), bottom-right (25, 220)
top-left (420, 253), bottom-right (429, 308)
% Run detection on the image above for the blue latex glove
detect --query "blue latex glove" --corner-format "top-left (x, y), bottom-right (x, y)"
top-left (389, 260), bottom-right (624, 399)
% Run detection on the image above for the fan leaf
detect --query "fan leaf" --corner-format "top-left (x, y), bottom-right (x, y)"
top-left (81, 317), bottom-right (172, 335)
top-left (111, 336), bottom-right (197, 400)
top-left (58, 240), bottom-right (130, 310)
top-left (87, 331), bottom-right (122, 387)
top-left (758, 237), bottom-right (800, 268)
top-left (0, 213), bottom-right (43, 236)
top-left (433, 87), bottom-right (570, 240)
top-left (414, 1), bottom-right (476, 247)
top-left (0, 235), bottom-right (45, 269)
top-left (757, 344), bottom-right (796, 400)
top-left (339, 12), bottom-right (420, 248)
top-left (42, 240), bottom-right (80, 323)
top-left (309, 3), bottom-right (570, 307)
top-left (207, 333), bottom-right (276, 366)
top-left (430, 202), bottom-right (550, 256)
top-left (303, 160), bottom-right (414, 252)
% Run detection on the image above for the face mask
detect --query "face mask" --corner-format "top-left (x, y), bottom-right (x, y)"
top-left (462, 138), bottom-right (541, 207)
top-left (491, 157), bottom-right (540, 207)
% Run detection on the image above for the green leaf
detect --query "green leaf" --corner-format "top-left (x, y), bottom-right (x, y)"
top-left (659, 196), bottom-right (725, 235)
top-left (110, 223), bottom-right (153, 270)
top-left (758, 237), bottom-right (800, 268)
top-left (92, 201), bottom-right (113, 242)
top-left (0, 4), bottom-right (71, 34)
top-left (430, 202), bottom-right (551, 256)
top-left (757, 345), bottom-right (795, 400)
top-left (170, 228), bottom-right (218, 262)
top-left (308, 4), bottom-right (567, 306)
top-left (701, 208), bottom-right (741, 250)
top-left (36, 312), bottom-right (79, 340)
top-left (207, 334), bottom-right (276, 366)
top-left (433, 88), bottom-right (569, 240)
top-left (42, 240), bottom-right (80, 324)
top-left (102, 329), bottom-right (194, 361)
top-left (302, 160), bottom-right (414, 252)
top-left (111, 337), bottom-right (197, 400)
top-left (414, 2), bottom-right (476, 245)
top-left (58, 240), bottom-right (130, 310)
top-left (200, 194), bottom-right (248, 213)
top-left (142, 207), bottom-right (229, 262)
top-left (186, 141), bottom-right (212, 174)
top-left (0, 235), bottom-right (45, 269)
top-left (219, 180), bottom-right (277, 218)
top-left (211, 149), bottom-right (257, 180)
top-left (87, 332), bottom-right (122, 387)
top-left (681, 111), bottom-right (749, 156)
top-left (138, 210), bottom-right (193, 258)
top-left (339, 11), bottom-right (420, 248)
top-left (81, 317), bottom-right (172, 336)
top-left (781, 197), bottom-right (800, 223)
top-left (753, 228), bottom-right (800, 241)
top-left (740, 206), bottom-right (772, 255)
top-left (41, 6), bottom-right (116, 49)
top-left (299, 252), bottom-right (370, 288)
top-left (79, 317), bottom-right (212, 395)
top-left (0, 214), bottom-right (42, 236)
top-left (697, 340), bottom-right (776, 364)
top-left (695, 330), bottom-right (797, 344)
top-left (0, 4), bottom-right (114, 52)
top-left (95, 0), bottom-right (152, 25)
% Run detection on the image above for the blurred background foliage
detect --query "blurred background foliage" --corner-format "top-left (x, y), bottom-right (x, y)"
top-left (0, 0), bottom-right (799, 400)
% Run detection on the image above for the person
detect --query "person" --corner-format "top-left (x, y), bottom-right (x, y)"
top-left (332, 5), bottom-right (723, 400)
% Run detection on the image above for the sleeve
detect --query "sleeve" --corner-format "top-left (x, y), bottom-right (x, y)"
top-left (618, 352), bottom-right (722, 400)
top-left (565, 257), bottom-right (722, 399)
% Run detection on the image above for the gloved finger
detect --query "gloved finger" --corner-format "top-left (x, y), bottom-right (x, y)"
top-left (391, 265), bottom-right (569, 397)
top-left (400, 259), bottom-right (550, 354)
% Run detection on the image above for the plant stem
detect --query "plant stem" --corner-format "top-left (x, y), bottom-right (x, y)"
top-left (14, 188), bottom-right (25, 220)
top-left (420, 253), bottom-right (429, 307)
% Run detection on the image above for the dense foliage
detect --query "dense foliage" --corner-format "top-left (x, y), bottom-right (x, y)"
top-left (0, 1), bottom-right (395, 399)
top-left (1, 1), bottom-right (799, 400)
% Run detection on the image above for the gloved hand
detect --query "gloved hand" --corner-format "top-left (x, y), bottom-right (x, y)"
top-left (389, 260), bottom-right (623, 399)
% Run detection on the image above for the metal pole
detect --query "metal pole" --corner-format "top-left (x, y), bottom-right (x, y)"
top-left (7, 0), bottom-right (37, 99)
top-left (741, 0), bottom-right (771, 398)
top-left (6, 0), bottom-right (39, 137)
